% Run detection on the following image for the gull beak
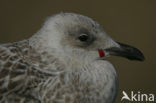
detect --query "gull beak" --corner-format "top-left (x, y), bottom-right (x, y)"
top-left (104, 42), bottom-right (145, 61)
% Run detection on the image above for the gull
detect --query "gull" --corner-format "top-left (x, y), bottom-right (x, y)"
top-left (0, 13), bottom-right (144, 103)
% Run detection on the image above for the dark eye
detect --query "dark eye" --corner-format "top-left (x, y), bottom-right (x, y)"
top-left (78, 34), bottom-right (89, 42)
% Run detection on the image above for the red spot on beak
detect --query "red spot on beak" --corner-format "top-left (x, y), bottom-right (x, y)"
top-left (98, 49), bottom-right (105, 58)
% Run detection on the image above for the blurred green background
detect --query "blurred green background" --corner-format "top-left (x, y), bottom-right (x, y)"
top-left (0, 0), bottom-right (155, 102)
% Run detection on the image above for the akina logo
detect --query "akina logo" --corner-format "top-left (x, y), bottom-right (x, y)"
top-left (121, 91), bottom-right (155, 102)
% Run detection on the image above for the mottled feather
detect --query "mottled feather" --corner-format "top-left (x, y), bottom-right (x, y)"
top-left (0, 40), bottom-right (64, 103)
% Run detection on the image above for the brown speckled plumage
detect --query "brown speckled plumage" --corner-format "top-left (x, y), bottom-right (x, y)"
top-left (0, 40), bottom-right (53, 102)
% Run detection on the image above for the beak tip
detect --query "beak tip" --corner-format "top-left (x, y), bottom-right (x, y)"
top-left (136, 55), bottom-right (145, 61)
top-left (137, 53), bottom-right (145, 61)
top-left (134, 48), bottom-right (145, 61)
top-left (127, 49), bottom-right (145, 62)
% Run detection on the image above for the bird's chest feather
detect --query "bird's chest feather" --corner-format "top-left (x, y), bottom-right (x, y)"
top-left (63, 61), bottom-right (117, 103)
top-left (40, 61), bottom-right (117, 103)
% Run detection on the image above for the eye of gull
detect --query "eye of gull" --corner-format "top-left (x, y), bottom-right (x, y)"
top-left (78, 34), bottom-right (89, 42)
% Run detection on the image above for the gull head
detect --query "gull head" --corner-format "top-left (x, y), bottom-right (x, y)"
top-left (33, 13), bottom-right (145, 63)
